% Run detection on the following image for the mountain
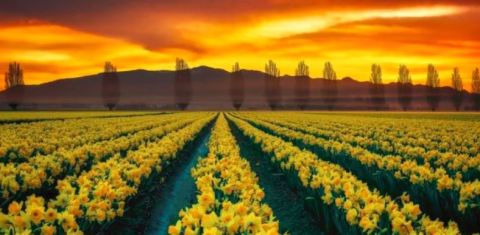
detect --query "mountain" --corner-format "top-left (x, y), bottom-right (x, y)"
top-left (0, 66), bottom-right (476, 110)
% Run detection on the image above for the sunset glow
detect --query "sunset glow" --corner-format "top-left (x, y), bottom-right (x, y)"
top-left (1, 1), bottom-right (479, 90)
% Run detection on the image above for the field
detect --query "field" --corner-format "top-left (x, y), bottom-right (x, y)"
top-left (0, 111), bottom-right (479, 235)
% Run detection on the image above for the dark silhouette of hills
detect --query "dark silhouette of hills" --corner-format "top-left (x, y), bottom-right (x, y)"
top-left (0, 66), bottom-right (476, 110)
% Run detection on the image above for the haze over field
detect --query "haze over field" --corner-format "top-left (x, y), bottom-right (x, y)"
top-left (1, 0), bottom-right (480, 89)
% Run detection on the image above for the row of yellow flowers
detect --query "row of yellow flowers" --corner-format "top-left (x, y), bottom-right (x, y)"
top-left (300, 113), bottom-right (479, 157)
top-left (0, 111), bottom-right (159, 122)
top-left (0, 114), bottom-right (215, 234)
top-left (261, 113), bottom-right (480, 180)
top-left (0, 113), bottom-right (201, 201)
top-left (169, 114), bottom-right (280, 235)
top-left (0, 114), bottom-right (179, 161)
top-left (235, 113), bottom-right (479, 232)
top-left (227, 114), bottom-right (459, 235)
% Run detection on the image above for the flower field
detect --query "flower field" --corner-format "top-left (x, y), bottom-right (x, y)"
top-left (0, 111), bottom-right (479, 234)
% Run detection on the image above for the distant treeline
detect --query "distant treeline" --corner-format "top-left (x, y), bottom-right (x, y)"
top-left (3, 60), bottom-right (480, 111)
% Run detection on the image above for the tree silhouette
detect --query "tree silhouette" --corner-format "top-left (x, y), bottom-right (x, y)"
top-left (322, 62), bottom-right (337, 110)
top-left (472, 68), bottom-right (480, 111)
top-left (295, 61), bottom-right (310, 110)
top-left (230, 62), bottom-right (244, 110)
top-left (264, 60), bottom-right (281, 110)
top-left (4, 62), bottom-right (25, 110)
top-left (451, 67), bottom-right (463, 111)
top-left (174, 58), bottom-right (192, 110)
top-left (369, 64), bottom-right (385, 110)
top-left (425, 64), bottom-right (440, 111)
top-left (397, 64), bottom-right (412, 111)
top-left (101, 62), bottom-right (120, 110)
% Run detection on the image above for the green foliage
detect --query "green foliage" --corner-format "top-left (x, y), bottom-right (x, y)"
top-left (370, 64), bottom-right (382, 85)
top-left (398, 64), bottom-right (412, 84)
top-left (451, 67), bottom-right (463, 91)
top-left (323, 62), bottom-right (336, 80)
top-left (472, 68), bottom-right (480, 94)
top-left (426, 64), bottom-right (440, 88)
top-left (295, 61), bottom-right (309, 77)
top-left (4, 62), bottom-right (24, 89)
top-left (265, 60), bottom-right (280, 78)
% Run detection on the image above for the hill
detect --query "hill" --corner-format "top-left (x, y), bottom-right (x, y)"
top-left (0, 66), bottom-right (476, 110)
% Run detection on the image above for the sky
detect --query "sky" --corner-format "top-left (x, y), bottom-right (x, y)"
top-left (1, 0), bottom-right (479, 91)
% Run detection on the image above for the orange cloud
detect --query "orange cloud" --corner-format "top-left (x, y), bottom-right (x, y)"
top-left (0, 23), bottom-right (176, 88)
top-left (1, 1), bottom-right (479, 91)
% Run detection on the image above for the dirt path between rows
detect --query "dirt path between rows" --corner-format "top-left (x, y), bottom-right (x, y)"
top-left (144, 131), bottom-right (210, 234)
top-left (229, 120), bottom-right (324, 235)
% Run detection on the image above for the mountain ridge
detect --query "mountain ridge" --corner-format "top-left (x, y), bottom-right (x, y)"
top-left (0, 66), bottom-right (476, 110)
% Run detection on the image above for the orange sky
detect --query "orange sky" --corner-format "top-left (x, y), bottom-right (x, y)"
top-left (1, 0), bottom-right (479, 91)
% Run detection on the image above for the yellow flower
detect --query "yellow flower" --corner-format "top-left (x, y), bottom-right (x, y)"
top-left (335, 198), bottom-right (344, 207)
top-left (346, 208), bottom-right (358, 225)
top-left (400, 193), bottom-right (410, 203)
top-left (321, 192), bottom-right (333, 204)
top-left (359, 216), bottom-right (376, 232)
top-left (116, 208), bottom-right (124, 217)
top-left (236, 203), bottom-right (248, 216)
top-left (203, 227), bottom-right (219, 235)
top-left (45, 208), bottom-right (57, 223)
top-left (227, 217), bottom-right (241, 234)
top-left (27, 206), bottom-right (45, 225)
top-left (168, 221), bottom-right (182, 235)
top-left (17, 229), bottom-right (33, 235)
top-left (437, 175), bottom-right (453, 191)
top-left (198, 191), bottom-right (215, 208)
top-left (343, 199), bottom-right (352, 210)
top-left (402, 203), bottom-right (421, 220)
top-left (96, 209), bottom-right (106, 223)
top-left (201, 212), bottom-right (218, 228)
top-left (8, 201), bottom-right (22, 215)
top-left (184, 227), bottom-right (197, 235)
top-left (12, 214), bottom-right (27, 230)
top-left (0, 213), bottom-right (10, 229)
top-left (392, 216), bottom-right (413, 234)
top-left (243, 212), bottom-right (262, 231)
top-left (26, 196), bottom-right (44, 208)
top-left (59, 211), bottom-right (77, 231)
top-left (41, 224), bottom-right (56, 235)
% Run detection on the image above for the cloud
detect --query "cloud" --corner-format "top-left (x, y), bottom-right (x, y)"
top-left (0, 1), bottom-right (479, 90)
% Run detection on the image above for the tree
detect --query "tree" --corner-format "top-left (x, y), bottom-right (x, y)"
top-left (230, 62), bottom-right (244, 110)
top-left (4, 62), bottom-right (25, 110)
top-left (295, 61), bottom-right (310, 110)
top-left (472, 68), bottom-right (480, 111)
top-left (425, 64), bottom-right (440, 111)
top-left (174, 58), bottom-right (192, 110)
top-left (451, 67), bottom-right (463, 111)
top-left (322, 62), bottom-right (337, 110)
top-left (101, 62), bottom-right (120, 110)
top-left (397, 64), bottom-right (413, 111)
top-left (369, 64), bottom-right (385, 110)
top-left (264, 60), bottom-right (281, 110)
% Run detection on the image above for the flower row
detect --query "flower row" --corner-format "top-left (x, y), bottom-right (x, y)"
top-left (228, 114), bottom-right (459, 235)
top-left (0, 113), bottom-right (177, 161)
top-left (0, 114), bottom-right (201, 202)
top-left (169, 114), bottom-right (280, 235)
top-left (235, 114), bottom-right (479, 232)
top-left (242, 112), bottom-right (479, 180)
top-left (0, 114), bottom-right (214, 234)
